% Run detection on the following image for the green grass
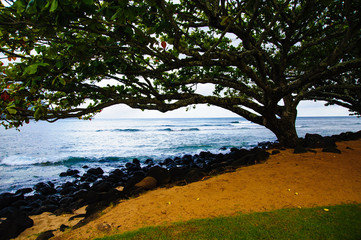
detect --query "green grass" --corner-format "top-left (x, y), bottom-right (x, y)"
top-left (95, 204), bottom-right (361, 240)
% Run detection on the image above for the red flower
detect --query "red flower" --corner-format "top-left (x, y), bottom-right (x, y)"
top-left (161, 41), bottom-right (167, 49)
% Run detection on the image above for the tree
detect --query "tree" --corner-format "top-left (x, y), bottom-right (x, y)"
top-left (0, 0), bottom-right (360, 147)
top-left (304, 68), bottom-right (361, 117)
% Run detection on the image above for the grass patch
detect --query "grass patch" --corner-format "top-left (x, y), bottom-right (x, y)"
top-left (95, 204), bottom-right (361, 240)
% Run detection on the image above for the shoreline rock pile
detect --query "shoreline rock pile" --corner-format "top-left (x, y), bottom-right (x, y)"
top-left (0, 130), bottom-right (360, 240)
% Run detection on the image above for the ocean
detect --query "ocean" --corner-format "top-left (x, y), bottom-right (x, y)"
top-left (0, 117), bottom-right (360, 194)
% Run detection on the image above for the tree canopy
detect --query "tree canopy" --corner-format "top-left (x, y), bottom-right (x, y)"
top-left (0, 0), bottom-right (360, 146)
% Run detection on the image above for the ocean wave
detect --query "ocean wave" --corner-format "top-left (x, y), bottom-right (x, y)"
top-left (96, 128), bottom-right (142, 132)
top-left (181, 128), bottom-right (200, 131)
top-left (36, 156), bottom-right (128, 166)
top-left (159, 128), bottom-right (173, 131)
top-left (36, 157), bottom-right (92, 166)
top-left (0, 155), bottom-right (88, 166)
top-left (158, 128), bottom-right (200, 132)
top-left (173, 144), bottom-right (213, 150)
top-left (0, 155), bottom-right (127, 167)
top-left (1, 155), bottom-right (51, 166)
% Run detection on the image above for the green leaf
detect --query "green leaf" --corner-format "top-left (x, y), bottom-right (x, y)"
top-left (6, 105), bottom-right (17, 115)
top-left (24, 64), bottom-right (38, 75)
top-left (34, 106), bottom-right (47, 120)
top-left (55, 61), bottom-right (63, 69)
top-left (23, 62), bottom-right (49, 75)
top-left (14, 0), bottom-right (27, 14)
top-left (60, 78), bottom-right (66, 85)
top-left (111, 9), bottom-right (122, 21)
top-left (34, 108), bottom-right (42, 120)
top-left (50, 0), bottom-right (58, 12)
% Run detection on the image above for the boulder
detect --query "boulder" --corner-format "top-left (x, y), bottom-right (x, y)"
top-left (59, 182), bottom-right (78, 195)
top-left (110, 169), bottom-right (124, 177)
top-left (86, 167), bottom-right (104, 176)
top-left (60, 224), bottom-right (70, 232)
top-left (11, 199), bottom-right (28, 208)
top-left (162, 158), bottom-right (174, 166)
top-left (0, 212), bottom-right (33, 240)
top-left (293, 144), bottom-right (307, 154)
top-left (181, 154), bottom-right (194, 165)
top-left (60, 169), bottom-right (80, 177)
top-left (303, 133), bottom-right (324, 148)
top-left (135, 176), bottom-right (157, 190)
top-left (36, 204), bottom-right (58, 214)
top-left (147, 166), bottom-right (171, 185)
top-left (231, 153), bottom-right (257, 167)
top-left (80, 174), bottom-right (98, 183)
top-left (185, 169), bottom-right (206, 183)
top-left (0, 193), bottom-right (24, 209)
top-left (59, 197), bottom-right (74, 207)
top-left (336, 131), bottom-right (361, 141)
top-left (35, 230), bottom-right (54, 240)
top-left (74, 190), bottom-right (103, 205)
top-left (229, 148), bottom-right (250, 159)
top-left (15, 188), bottom-right (33, 195)
top-left (271, 150), bottom-right (280, 155)
top-left (0, 206), bottom-right (17, 218)
top-left (132, 158), bottom-right (141, 165)
top-left (91, 181), bottom-right (113, 193)
top-left (304, 134), bottom-right (336, 148)
top-left (169, 167), bottom-right (189, 182)
top-left (252, 149), bottom-right (270, 163)
top-left (144, 159), bottom-right (154, 166)
top-left (125, 162), bottom-right (141, 172)
top-left (33, 182), bottom-right (56, 195)
top-left (106, 173), bottom-right (123, 184)
top-left (123, 172), bottom-right (146, 195)
top-left (322, 147), bottom-right (341, 154)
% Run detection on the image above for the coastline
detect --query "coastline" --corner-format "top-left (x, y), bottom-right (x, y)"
top-left (2, 116), bottom-right (360, 196)
top-left (12, 135), bottom-right (361, 240)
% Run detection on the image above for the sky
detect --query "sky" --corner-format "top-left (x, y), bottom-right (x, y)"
top-left (95, 100), bottom-right (352, 119)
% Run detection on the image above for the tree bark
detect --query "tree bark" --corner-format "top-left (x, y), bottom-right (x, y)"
top-left (270, 120), bottom-right (299, 147)
top-left (263, 109), bottom-right (299, 148)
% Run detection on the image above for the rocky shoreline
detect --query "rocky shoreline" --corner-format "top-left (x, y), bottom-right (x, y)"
top-left (1, 130), bottom-right (361, 240)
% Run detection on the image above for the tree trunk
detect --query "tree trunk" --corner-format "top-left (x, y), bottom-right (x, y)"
top-left (263, 110), bottom-right (299, 148)
top-left (270, 120), bottom-right (299, 147)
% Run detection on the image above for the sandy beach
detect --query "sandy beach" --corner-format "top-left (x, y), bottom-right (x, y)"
top-left (15, 139), bottom-right (361, 240)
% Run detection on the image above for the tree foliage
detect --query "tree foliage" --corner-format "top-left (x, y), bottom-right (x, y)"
top-left (0, 0), bottom-right (360, 145)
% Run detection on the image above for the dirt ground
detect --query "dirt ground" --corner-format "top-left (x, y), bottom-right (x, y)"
top-left (16, 139), bottom-right (361, 240)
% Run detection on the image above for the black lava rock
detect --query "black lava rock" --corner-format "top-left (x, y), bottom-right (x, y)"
top-left (185, 169), bottom-right (206, 183)
top-left (293, 144), bottom-right (307, 154)
top-left (35, 230), bottom-right (54, 240)
top-left (60, 169), bottom-right (80, 177)
top-left (86, 167), bottom-right (104, 176)
top-left (147, 166), bottom-right (171, 186)
top-left (0, 193), bottom-right (24, 209)
top-left (0, 212), bottom-right (33, 240)
top-left (322, 147), bottom-right (341, 154)
top-left (33, 182), bottom-right (56, 195)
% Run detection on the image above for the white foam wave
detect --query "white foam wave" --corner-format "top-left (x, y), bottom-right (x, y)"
top-left (1, 155), bottom-right (42, 166)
